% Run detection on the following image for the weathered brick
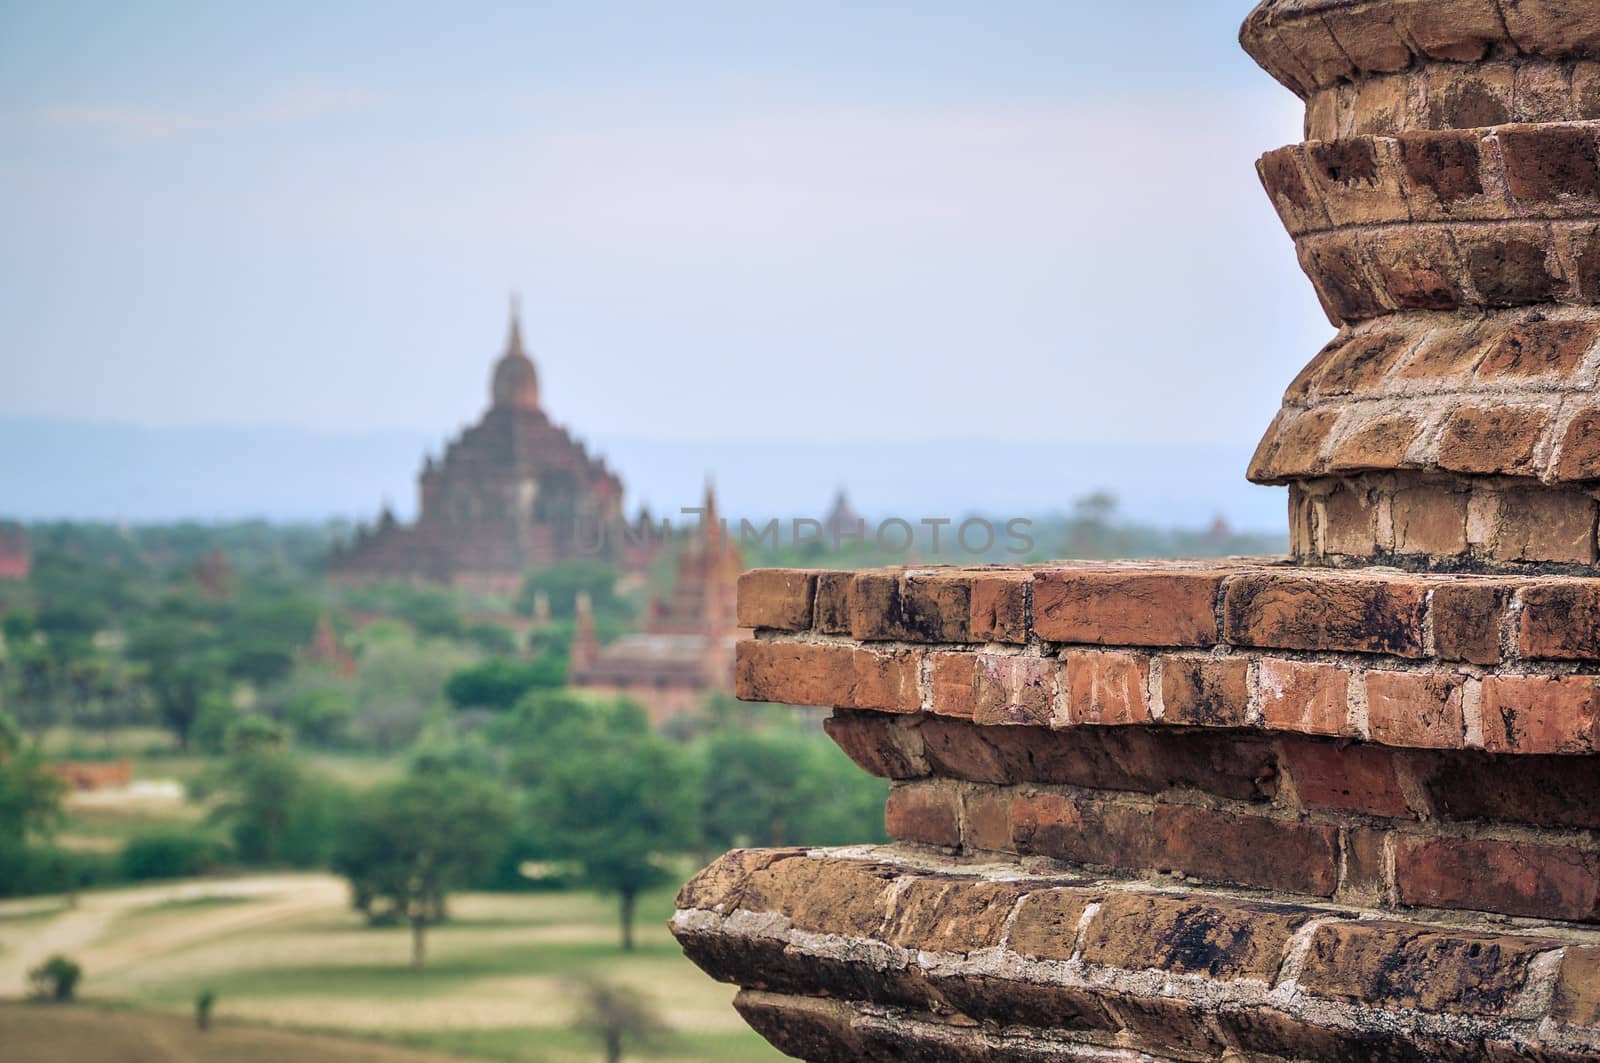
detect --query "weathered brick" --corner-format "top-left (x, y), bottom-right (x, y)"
top-left (1399, 130), bottom-right (1487, 208)
top-left (962, 785), bottom-right (1013, 852)
top-left (1492, 490), bottom-right (1598, 565)
top-left (1078, 893), bottom-right (1312, 981)
top-left (1481, 674), bottom-right (1600, 754)
top-left (1432, 581), bottom-right (1511, 664)
top-left (1364, 671), bottom-right (1467, 749)
top-left (850, 571), bottom-right (971, 642)
top-left (1223, 573), bottom-right (1430, 658)
top-left (1395, 320), bottom-right (1489, 379)
top-left (1436, 404), bottom-right (1552, 476)
top-left (1031, 569), bottom-right (1223, 646)
top-left (1475, 319), bottom-right (1600, 379)
top-left (1554, 947), bottom-right (1600, 1027)
top-left (933, 973), bottom-right (1115, 1033)
top-left (1339, 826), bottom-right (1390, 905)
top-left (1159, 654), bottom-right (1251, 727)
top-left (743, 857), bottom-right (901, 938)
top-left (1460, 227), bottom-right (1560, 307)
top-left (1419, 748), bottom-right (1600, 829)
top-left (1328, 412), bottom-right (1424, 471)
top-left (732, 993), bottom-right (859, 1063)
top-left (1501, 125), bottom-right (1600, 204)
top-left (736, 569), bottom-right (817, 630)
top-left (1010, 793), bottom-right (1338, 896)
top-left (1298, 921), bottom-right (1550, 1016)
top-left (1519, 581), bottom-right (1600, 660)
top-left (883, 781), bottom-right (953, 845)
top-left (1257, 658), bottom-right (1352, 736)
top-left (1556, 406), bottom-right (1600, 480)
top-left (1396, 835), bottom-right (1600, 922)
top-left (735, 640), bottom-right (922, 712)
top-left (1323, 481), bottom-right (1381, 557)
top-left (928, 652), bottom-right (977, 718)
top-left (822, 711), bottom-right (928, 779)
top-left (1392, 483), bottom-right (1469, 556)
top-left (678, 848), bottom-right (809, 913)
top-left (1006, 886), bottom-right (1100, 962)
top-left (968, 571), bottom-right (1030, 643)
top-left (1280, 740), bottom-right (1415, 817)
top-left (812, 571), bottom-right (853, 635)
top-left (1062, 649), bottom-right (1152, 726)
top-left (971, 654), bottom-right (1056, 727)
top-left (1253, 407), bottom-right (1343, 479)
top-left (882, 877), bottom-right (1028, 953)
top-left (1311, 330), bottom-right (1414, 395)
top-left (1368, 226), bottom-right (1466, 310)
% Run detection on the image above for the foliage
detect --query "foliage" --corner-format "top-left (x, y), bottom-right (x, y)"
top-left (569, 977), bottom-right (665, 1063)
top-left (514, 561), bottom-right (629, 621)
top-left (522, 698), bottom-right (699, 949)
top-left (210, 744), bottom-right (345, 867)
top-left (195, 988), bottom-right (216, 1030)
top-left (119, 829), bottom-right (227, 881)
top-left (444, 655), bottom-right (566, 711)
top-left (345, 627), bottom-right (474, 751)
top-left (331, 766), bottom-right (512, 967)
top-left (27, 954), bottom-right (82, 1002)
top-left (0, 709), bottom-right (65, 894)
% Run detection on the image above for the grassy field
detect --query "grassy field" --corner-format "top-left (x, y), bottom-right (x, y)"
top-left (0, 875), bottom-right (783, 1063)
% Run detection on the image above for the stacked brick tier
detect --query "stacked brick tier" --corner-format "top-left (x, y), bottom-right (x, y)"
top-left (670, 563), bottom-right (1600, 1059)
top-left (1242, 0), bottom-right (1600, 568)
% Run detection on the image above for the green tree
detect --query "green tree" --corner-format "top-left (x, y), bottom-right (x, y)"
top-left (516, 561), bottom-right (625, 620)
top-left (332, 768), bottom-right (511, 968)
top-left (526, 706), bottom-right (698, 950)
top-left (211, 735), bottom-right (344, 867)
top-left (699, 731), bottom-right (808, 849)
top-left (444, 656), bottom-right (566, 711)
top-left (0, 710), bottom-right (64, 892)
top-left (126, 616), bottom-right (226, 751)
top-left (570, 977), bottom-right (665, 1063)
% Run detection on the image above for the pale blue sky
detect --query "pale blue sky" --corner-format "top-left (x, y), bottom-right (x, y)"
top-left (1, 1), bottom-right (1318, 457)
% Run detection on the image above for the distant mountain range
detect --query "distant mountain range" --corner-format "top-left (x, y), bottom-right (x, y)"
top-left (0, 416), bottom-right (1287, 532)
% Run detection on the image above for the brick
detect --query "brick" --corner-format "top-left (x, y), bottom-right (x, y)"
top-left (1257, 659), bottom-right (1352, 736)
top-left (1311, 330), bottom-right (1414, 395)
top-left (1298, 921), bottom-right (1550, 1016)
top-left (928, 652), bottom-right (977, 718)
top-left (962, 785), bottom-right (1013, 851)
top-left (1432, 582), bottom-right (1510, 665)
top-left (1327, 412), bottom-right (1424, 471)
top-left (1006, 886), bottom-right (1100, 962)
top-left (678, 848), bottom-right (809, 913)
top-left (1339, 826), bottom-right (1390, 905)
top-left (1419, 749), bottom-right (1600, 829)
top-left (1257, 146), bottom-right (1329, 235)
top-left (1281, 740), bottom-right (1415, 817)
top-left (1460, 228), bottom-right (1560, 307)
top-left (971, 654), bottom-right (1056, 727)
top-left (1364, 671), bottom-right (1467, 749)
top-left (732, 993), bottom-right (859, 1062)
top-left (1223, 573), bottom-right (1429, 658)
top-left (1396, 321), bottom-right (1489, 380)
top-left (1492, 489), bottom-right (1598, 565)
top-left (1300, 235), bottom-right (1386, 322)
top-left (822, 711), bottom-right (927, 779)
top-left (1031, 569), bottom-right (1222, 646)
top-left (969, 571), bottom-right (1029, 643)
top-left (1159, 654), bottom-right (1251, 727)
top-left (1252, 407), bottom-right (1343, 480)
top-left (1554, 947), bottom-right (1600, 1027)
top-left (882, 877), bottom-right (1028, 953)
top-left (735, 640), bottom-right (922, 712)
top-left (1480, 674), bottom-right (1600, 754)
top-left (1395, 835), bottom-right (1600, 922)
top-left (1392, 483), bottom-right (1469, 556)
top-left (1063, 649), bottom-right (1152, 726)
top-left (1323, 481), bottom-right (1381, 557)
top-left (1475, 320), bottom-right (1600, 380)
top-left (883, 781), bottom-right (953, 845)
top-left (934, 973), bottom-right (1114, 1033)
top-left (812, 571), bottom-right (853, 634)
top-left (1369, 226), bottom-right (1466, 310)
top-left (743, 857), bottom-right (901, 937)
top-left (1501, 125), bottom-right (1600, 204)
top-left (1518, 581), bottom-right (1600, 660)
top-left (915, 715), bottom-right (1017, 784)
top-left (1304, 139), bottom-right (1403, 227)
top-left (1435, 404), bottom-right (1551, 476)
top-left (1078, 894), bottom-right (1312, 981)
top-left (850, 571), bottom-right (971, 642)
top-left (736, 569), bottom-right (817, 630)
top-left (1556, 406), bottom-right (1600, 480)
top-left (1399, 130), bottom-right (1487, 208)
top-left (1010, 792), bottom-right (1338, 896)
top-left (1426, 61), bottom-right (1514, 128)
top-left (1394, 1), bottom-right (1503, 62)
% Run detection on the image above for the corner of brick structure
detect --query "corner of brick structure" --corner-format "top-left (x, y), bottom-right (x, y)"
top-left (674, 3), bottom-right (1600, 1059)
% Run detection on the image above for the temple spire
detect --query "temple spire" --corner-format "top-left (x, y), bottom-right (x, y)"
top-left (506, 292), bottom-right (525, 357)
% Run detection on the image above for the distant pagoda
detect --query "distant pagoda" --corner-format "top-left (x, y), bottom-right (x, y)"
top-left (331, 301), bottom-right (626, 595)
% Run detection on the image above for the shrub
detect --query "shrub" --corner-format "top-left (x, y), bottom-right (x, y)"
top-left (119, 830), bottom-right (225, 881)
top-left (27, 954), bottom-right (81, 1002)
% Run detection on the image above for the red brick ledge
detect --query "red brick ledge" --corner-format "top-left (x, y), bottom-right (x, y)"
top-left (673, 847), bottom-right (1600, 1062)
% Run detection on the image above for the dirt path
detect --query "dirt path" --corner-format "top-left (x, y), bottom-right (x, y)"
top-left (0, 874), bottom-right (346, 997)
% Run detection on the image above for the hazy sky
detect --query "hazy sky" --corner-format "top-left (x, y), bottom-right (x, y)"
top-left (2, 1), bottom-right (1320, 450)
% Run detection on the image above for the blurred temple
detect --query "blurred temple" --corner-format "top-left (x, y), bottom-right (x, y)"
top-left (331, 302), bottom-right (627, 595)
top-left (0, 522), bottom-right (28, 581)
top-left (570, 484), bottom-right (742, 724)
